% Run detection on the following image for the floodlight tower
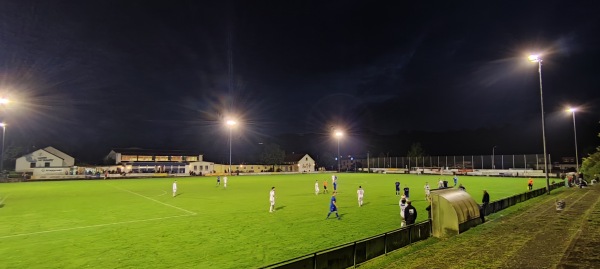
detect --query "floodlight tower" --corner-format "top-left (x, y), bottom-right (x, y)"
top-left (0, 123), bottom-right (5, 175)
top-left (334, 130), bottom-right (343, 172)
top-left (528, 54), bottom-right (550, 194)
top-left (0, 98), bottom-right (8, 176)
top-left (226, 119), bottom-right (237, 176)
top-left (492, 146), bottom-right (497, 169)
top-left (567, 107), bottom-right (579, 172)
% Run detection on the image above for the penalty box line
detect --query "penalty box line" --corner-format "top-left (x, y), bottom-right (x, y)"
top-left (109, 184), bottom-right (197, 216)
top-left (0, 214), bottom-right (193, 240)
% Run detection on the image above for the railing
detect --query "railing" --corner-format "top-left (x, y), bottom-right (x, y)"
top-left (260, 221), bottom-right (431, 269)
top-left (262, 181), bottom-right (565, 269)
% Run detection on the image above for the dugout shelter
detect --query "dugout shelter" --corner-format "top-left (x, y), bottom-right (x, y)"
top-left (430, 188), bottom-right (481, 238)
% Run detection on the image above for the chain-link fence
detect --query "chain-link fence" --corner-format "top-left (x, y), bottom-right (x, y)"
top-left (354, 154), bottom-right (550, 170)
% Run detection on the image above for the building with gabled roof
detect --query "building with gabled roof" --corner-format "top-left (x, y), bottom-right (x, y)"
top-left (283, 153), bottom-right (315, 173)
top-left (15, 146), bottom-right (75, 173)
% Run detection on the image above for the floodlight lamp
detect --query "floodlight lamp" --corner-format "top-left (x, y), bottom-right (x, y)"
top-left (334, 131), bottom-right (343, 138)
top-left (567, 107), bottom-right (577, 113)
top-left (0, 123), bottom-right (5, 127)
top-left (226, 120), bottom-right (237, 126)
top-left (0, 98), bottom-right (9, 105)
top-left (528, 54), bottom-right (541, 62)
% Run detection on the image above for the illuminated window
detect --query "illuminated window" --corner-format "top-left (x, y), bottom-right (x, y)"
top-left (155, 156), bottom-right (169, 161)
top-left (171, 156), bottom-right (183, 162)
top-left (137, 155), bottom-right (153, 161)
top-left (121, 155), bottom-right (137, 161)
top-left (186, 156), bottom-right (198, 161)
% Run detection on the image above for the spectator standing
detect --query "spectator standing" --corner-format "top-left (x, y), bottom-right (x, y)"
top-left (528, 178), bottom-right (533, 191)
top-left (404, 201), bottom-right (417, 225)
top-left (481, 190), bottom-right (490, 223)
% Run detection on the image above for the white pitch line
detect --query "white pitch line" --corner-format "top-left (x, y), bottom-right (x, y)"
top-left (109, 184), bottom-right (197, 215)
top-left (0, 214), bottom-right (193, 240)
top-left (0, 194), bottom-right (9, 205)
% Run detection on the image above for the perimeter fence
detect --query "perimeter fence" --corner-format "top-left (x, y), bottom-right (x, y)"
top-left (261, 182), bottom-right (565, 269)
top-left (357, 154), bottom-right (550, 170)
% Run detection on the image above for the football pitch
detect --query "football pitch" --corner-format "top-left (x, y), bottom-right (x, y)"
top-left (0, 173), bottom-right (547, 268)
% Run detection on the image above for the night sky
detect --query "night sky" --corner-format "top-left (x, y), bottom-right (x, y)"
top-left (0, 0), bottom-right (599, 164)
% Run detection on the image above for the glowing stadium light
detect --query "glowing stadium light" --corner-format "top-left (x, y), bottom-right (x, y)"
top-left (0, 98), bottom-right (9, 105)
top-left (528, 54), bottom-right (541, 62)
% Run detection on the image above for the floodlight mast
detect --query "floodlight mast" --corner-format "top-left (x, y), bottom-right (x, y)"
top-left (529, 54), bottom-right (550, 194)
top-left (567, 108), bottom-right (579, 172)
top-left (0, 123), bottom-right (5, 176)
top-left (334, 130), bottom-right (343, 172)
top-left (226, 119), bottom-right (237, 176)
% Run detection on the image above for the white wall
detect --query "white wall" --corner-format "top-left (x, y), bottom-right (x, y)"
top-left (43, 147), bottom-right (75, 166)
top-left (297, 154), bottom-right (316, 172)
top-left (188, 161), bottom-right (215, 175)
top-left (16, 149), bottom-right (67, 173)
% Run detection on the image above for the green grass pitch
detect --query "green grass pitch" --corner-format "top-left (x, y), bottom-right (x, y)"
top-left (0, 173), bottom-right (550, 268)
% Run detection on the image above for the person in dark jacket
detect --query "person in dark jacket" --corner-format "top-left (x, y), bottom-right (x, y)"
top-left (481, 190), bottom-right (490, 223)
top-left (404, 201), bottom-right (417, 225)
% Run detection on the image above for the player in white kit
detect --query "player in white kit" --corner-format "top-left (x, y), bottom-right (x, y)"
top-left (357, 186), bottom-right (364, 207)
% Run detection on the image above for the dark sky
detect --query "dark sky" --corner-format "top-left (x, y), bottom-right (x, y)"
top-left (0, 0), bottom-right (599, 164)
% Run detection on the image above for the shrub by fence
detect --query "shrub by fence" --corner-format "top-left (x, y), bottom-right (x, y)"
top-left (262, 182), bottom-right (564, 269)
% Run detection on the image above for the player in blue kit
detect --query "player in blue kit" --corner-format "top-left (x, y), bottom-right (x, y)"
top-left (403, 186), bottom-right (410, 199)
top-left (395, 181), bottom-right (401, 196)
top-left (326, 191), bottom-right (341, 220)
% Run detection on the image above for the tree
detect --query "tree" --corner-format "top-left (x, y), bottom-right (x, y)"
top-left (259, 143), bottom-right (285, 172)
top-left (407, 142), bottom-right (425, 157)
top-left (581, 133), bottom-right (600, 180)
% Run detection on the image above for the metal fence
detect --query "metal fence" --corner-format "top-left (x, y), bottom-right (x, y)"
top-left (262, 182), bottom-right (565, 269)
top-left (359, 154), bottom-right (550, 170)
top-left (261, 221), bottom-right (431, 269)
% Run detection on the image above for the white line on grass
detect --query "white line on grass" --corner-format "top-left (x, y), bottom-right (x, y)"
top-left (0, 194), bottom-right (9, 205)
top-left (109, 184), bottom-right (197, 215)
top-left (0, 214), bottom-right (192, 240)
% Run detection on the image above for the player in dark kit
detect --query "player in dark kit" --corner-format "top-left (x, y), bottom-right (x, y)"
top-left (395, 181), bottom-right (401, 196)
top-left (326, 191), bottom-right (341, 220)
top-left (403, 186), bottom-right (410, 199)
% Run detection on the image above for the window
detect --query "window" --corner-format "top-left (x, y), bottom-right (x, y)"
top-left (45, 162), bottom-right (51, 167)
top-left (155, 156), bottom-right (169, 161)
top-left (30, 163), bottom-right (36, 168)
top-left (171, 156), bottom-right (183, 162)
top-left (186, 156), bottom-right (198, 161)
top-left (137, 155), bottom-right (153, 161)
top-left (121, 155), bottom-right (137, 161)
